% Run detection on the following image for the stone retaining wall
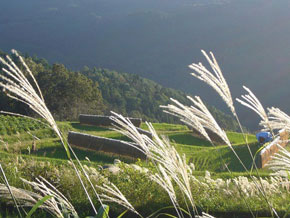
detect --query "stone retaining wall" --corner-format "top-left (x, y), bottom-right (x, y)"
top-left (68, 131), bottom-right (146, 159)
top-left (255, 129), bottom-right (288, 168)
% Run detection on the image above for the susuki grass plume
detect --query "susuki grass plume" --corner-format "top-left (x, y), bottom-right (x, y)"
top-left (96, 182), bottom-right (141, 217)
top-left (0, 50), bottom-right (67, 156)
top-left (267, 144), bottom-right (290, 174)
top-left (262, 109), bottom-right (290, 174)
top-left (150, 165), bottom-right (180, 216)
top-left (236, 86), bottom-right (269, 124)
top-left (236, 86), bottom-right (274, 135)
top-left (188, 51), bottom-right (259, 172)
top-left (188, 50), bottom-right (279, 217)
top-left (0, 176), bottom-right (78, 218)
top-left (0, 50), bottom-right (103, 216)
top-left (21, 176), bottom-right (78, 218)
top-left (189, 50), bottom-right (235, 115)
top-left (110, 112), bottom-right (197, 217)
top-left (160, 98), bottom-right (211, 143)
top-left (161, 96), bottom-right (231, 147)
top-left (262, 107), bottom-right (290, 132)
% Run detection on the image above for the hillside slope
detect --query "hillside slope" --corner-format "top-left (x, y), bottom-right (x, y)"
top-left (0, 51), bottom-right (239, 130)
top-left (82, 67), bottom-right (240, 130)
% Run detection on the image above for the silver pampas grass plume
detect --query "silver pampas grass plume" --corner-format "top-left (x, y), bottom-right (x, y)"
top-left (263, 107), bottom-right (290, 132)
top-left (0, 50), bottom-right (68, 155)
top-left (110, 112), bottom-right (197, 217)
top-left (236, 86), bottom-right (268, 123)
top-left (236, 86), bottom-right (271, 131)
top-left (96, 182), bottom-right (141, 217)
top-left (0, 177), bottom-right (78, 218)
top-left (161, 96), bottom-right (231, 147)
top-left (0, 50), bottom-right (104, 215)
top-left (189, 50), bottom-right (235, 115)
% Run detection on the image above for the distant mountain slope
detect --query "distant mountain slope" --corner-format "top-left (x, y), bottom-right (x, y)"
top-left (2, 0), bottom-right (290, 130)
top-left (81, 67), bottom-right (239, 131)
top-left (0, 51), bottom-right (239, 130)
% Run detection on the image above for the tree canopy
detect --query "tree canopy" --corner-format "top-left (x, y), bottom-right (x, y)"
top-left (0, 51), bottom-right (239, 131)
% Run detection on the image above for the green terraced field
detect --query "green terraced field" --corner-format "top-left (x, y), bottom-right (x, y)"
top-left (0, 116), bottom-right (282, 217)
top-left (0, 116), bottom-right (261, 173)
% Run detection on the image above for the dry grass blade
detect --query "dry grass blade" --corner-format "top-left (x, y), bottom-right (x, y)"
top-left (96, 182), bottom-right (141, 217)
top-left (267, 144), bottom-right (290, 173)
top-left (189, 50), bottom-right (235, 115)
top-left (21, 177), bottom-right (78, 218)
top-left (0, 50), bottom-right (68, 156)
top-left (189, 51), bottom-right (278, 217)
top-left (161, 96), bottom-right (231, 147)
top-left (0, 50), bottom-right (102, 215)
top-left (236, 86), bottom-right (272, 132)
top-left (0, 177), bottom-right (78, 218)
top-left (0, 164), bottom-right (23, 217)
top-left (110, 112), bottom-right (197, 217)
top-left (262, 107), bottom-right (290, 132)
top-left (160, 98), bottom-right (211, 142)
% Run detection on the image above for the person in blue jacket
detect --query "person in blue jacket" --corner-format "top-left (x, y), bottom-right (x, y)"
top-left (256, 131), bottom-right (272, 144)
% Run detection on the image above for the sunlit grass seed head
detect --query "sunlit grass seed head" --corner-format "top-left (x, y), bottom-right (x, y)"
top-left (263, 107), bottom-right (290, 132)
top-left (161, 96), bottom-right (231, 147)
top-left (236, 86), bottom-right (271, 131)
top-left (0, 50), bottom-right (67, 155)
top-left (96, 182), bottom-right (141, 217)
top-left (189, 50), bottom-right (235, 116)
top-left (110, 112), bottom-right (196, 214)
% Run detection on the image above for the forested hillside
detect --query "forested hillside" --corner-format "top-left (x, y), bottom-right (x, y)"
top-left (0, 51), bottom-right (239, 130)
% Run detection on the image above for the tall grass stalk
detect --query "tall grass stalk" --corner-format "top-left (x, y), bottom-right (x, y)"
top-left (161, 97), bottom-right (246, 170)
top-left (21, 176), bottom-right (79, 217)
top-left (262, 108), bottom-right (290, 172)
top-left (161, 97), bottom-right (255, 217)
top-left (110, 112), bottom-right (201, 217)
top-left (234, 88), bottom-right (280, 217)
top-left (188, 50), bottom-right (278, 217)
top-left (235, 86), bottom-right (283, 215)
top-left (0, 176), bottom-right (78, 217)
top-left (96, 182), bottom-right (142, 217)
top-left (0, 163), bottom-right (23, 217)
top-left (0, 50), bottom-right (105, 216)
top-left (262, 107), bottom-right (290, 132)
top-left (189, 51), bottom-right (256, 167)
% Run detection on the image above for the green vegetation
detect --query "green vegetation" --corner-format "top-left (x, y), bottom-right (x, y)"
top-left (0, 51), bottom-right (240, 131)
top-left (0, 33), bottom-right (286, 218)
top-left (0, 116), bottom-right (259, 172)
top-left (227, 132), bottom-right (257, 145)
top-left (82, 67), bottom-right (240, 130)
top-left (0, 115), bottom-right (46, 135)
top-left (0, 116), bottom-right (288, 217)
top-left (0, 50), bottom-right (282, 217)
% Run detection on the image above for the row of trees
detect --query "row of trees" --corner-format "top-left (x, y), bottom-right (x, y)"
top-left (0, 50), bottom-right (239, 130)
top-left (0, 51), bottom-right (105, 120)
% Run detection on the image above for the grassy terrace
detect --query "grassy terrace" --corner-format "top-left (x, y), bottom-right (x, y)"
top-left (1, 118), bottom-right (260, 172)
top-left (0, 116), bottom-right (281, 217)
